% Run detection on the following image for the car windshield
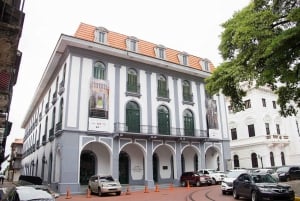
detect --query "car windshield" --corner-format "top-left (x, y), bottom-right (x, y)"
top-left (99, 176), bottom-right (114, 182)
top-left (276, 166), bottom-right (290, 172)
top-left (226, 171), bottom-right (246, 178)
top-left (251, 174), bottom-right (277, 183)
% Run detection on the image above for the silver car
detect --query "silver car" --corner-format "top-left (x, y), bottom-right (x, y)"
top-left (88, 175), bottom-right (122, 196)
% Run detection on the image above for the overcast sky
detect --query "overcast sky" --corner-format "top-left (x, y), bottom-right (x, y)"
top-left (4, 0), bottom-right (250, 167)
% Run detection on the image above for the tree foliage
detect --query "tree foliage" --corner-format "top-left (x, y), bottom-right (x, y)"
top-left (205, 0), bottom-right (300, 116)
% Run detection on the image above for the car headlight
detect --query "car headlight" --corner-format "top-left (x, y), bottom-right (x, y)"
top-left (258, 187), bottom-right (272, 192)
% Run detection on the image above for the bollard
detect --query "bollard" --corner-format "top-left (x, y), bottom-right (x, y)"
top-left (144, 185), bottom-right (149, 193)
top-left (65, 186), bottom-right (72, 199)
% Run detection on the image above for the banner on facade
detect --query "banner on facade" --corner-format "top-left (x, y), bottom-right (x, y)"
top-left (206, 98), bottom-right (219, 129)
top-left (88, 78), bottom-right (109, 131)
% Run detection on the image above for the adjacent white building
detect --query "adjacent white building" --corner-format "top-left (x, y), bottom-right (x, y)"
top-left (227, 85), bottom-right (300, 169)
top-left (20, 23), bottom-right (231, 194)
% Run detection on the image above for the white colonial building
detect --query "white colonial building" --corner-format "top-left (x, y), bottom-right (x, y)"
top-left (227, 85), bottom-right (300, 169)
top-left (21, 23), bottom-right (231, 194)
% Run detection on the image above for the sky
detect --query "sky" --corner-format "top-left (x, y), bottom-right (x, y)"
top-left (4, 0), bottom-right (250, 168)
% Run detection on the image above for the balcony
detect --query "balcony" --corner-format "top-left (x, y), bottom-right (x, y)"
top-left (113, 122), bottom-right (209, 141)
top-left (230, 134), bottom-right (290, 148)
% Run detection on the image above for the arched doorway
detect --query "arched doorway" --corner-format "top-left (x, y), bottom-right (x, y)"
top-left (80, 150), bottom-right (96, 185)
top-left (119, 151), bottom-right (129, 184)
top-left (47, 153), bottom-right (53, 183)
top-left (153, 153), bottom-right (159, 183)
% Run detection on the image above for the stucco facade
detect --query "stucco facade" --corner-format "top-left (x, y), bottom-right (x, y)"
top-left (227, 85), bottom-right (300, 169)
top-left (21, 23), bottom-right (231, 194)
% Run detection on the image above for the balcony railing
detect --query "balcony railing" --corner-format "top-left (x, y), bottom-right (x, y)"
top-left (183, 93), bottom-right (193, 103)
top-left (157, 89), bottom-right (169, 98)
top-left (114, 122), bottom-right (207, 138)
top-left (230, 134), bottom-right (290, 148)
top-left (0, 0), bottom-right (25, 27)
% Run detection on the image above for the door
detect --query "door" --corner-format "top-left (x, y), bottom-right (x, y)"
top-left (80, 151), bottom-right (96, 185)
top-left (158, 106), bottom-right (170, 135)
top-left (119, 151), bottom-right (129, 184)
top-left (126, 101), bottom-right (140, 133)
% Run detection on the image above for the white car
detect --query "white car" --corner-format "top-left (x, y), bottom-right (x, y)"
top-left (198, 169), bottom-right (225, 184)
top-left (3, 186), bottom-right (55, 201)
top-left (88, 175), bottom-right (122, 196)
top-left (221, 169), bottom-right (248, 194)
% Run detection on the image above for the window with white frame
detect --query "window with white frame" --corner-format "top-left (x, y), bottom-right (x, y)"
top-left (201, 59), bottom-right (210, 72)
top-left (178, 52), bottom-right (189, 66)
top-left (94, 27), bottom-right (108, 44)
top-left (154, 45), bottom-right (166, 59)
top-left (126, 36), bottom-right (138, 52)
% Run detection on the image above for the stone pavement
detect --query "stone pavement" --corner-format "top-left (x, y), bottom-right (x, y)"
top-left (0, 180), bottom-right (299, 200)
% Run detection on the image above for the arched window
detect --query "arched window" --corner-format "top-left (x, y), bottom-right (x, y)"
top-left (233, 155), bottom-right (240, 168)
top-left (157, 105), bottom-right (170, 135)
top-left (126, 101), bottom-right (140, 133)
top-left (59, 99), bottom-right (63, 123)
top-left (182, 80), bottom-right (192, 102)
top-left (251, 153), bottom-right (258, 168)
top-left (183, 109), bottom-right (194, 136)
top-left (281, 152), bottom-right (286, 166)
top-left (270, 152), bottom-right (275, 167)
top-left (127, 68), bottom-right (138, 93)
top-left (93, 61), bottom-right (106, 80)
top-left (157, 75), bottom-right (168, 98)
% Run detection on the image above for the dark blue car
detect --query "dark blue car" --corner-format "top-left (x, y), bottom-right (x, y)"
top-left (232, 172), bottom-right (295, 201)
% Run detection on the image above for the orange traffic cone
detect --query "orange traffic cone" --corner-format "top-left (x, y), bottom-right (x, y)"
top-left (144, 185), bottom-right (149, 193)
top-left (65, 186), bottom-right (72, 199)
top-left (155, 184), bottom-right (160, 192)
top-left (126, 185), bottom-right (131, 195)
top-left (187, 181), bottom-right (190, 189)
top-left (169, 183), bottom-right (174, 191)
top-left (86, 188), bottom-right (91, 198)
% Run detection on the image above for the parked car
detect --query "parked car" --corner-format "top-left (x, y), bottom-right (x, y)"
top-left (221, 169), bottom-right (248, 194)
top-left (232, 172), bottom-right (295, 201)
top-left (2, 186), bottom-right (55, 201)
top-left (197, 169), bottom-right (225, 184)
top-left (17, 175), bottom-right (59, 198)
top-left (88, 175), bottom-right (122, 196)
top-left (180, 171), bottom-right (212, 187)
top-left (276, 166), bottom-right (300, 182)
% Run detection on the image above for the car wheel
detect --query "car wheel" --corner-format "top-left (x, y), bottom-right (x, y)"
top-left (233, 188), bottom-right (239, 199)
top-left (196, 180), bottom-right (201, 187)
top-left (251, 191), bottom-right (258, 201)
top-left (222, 190), bottom-right (226, 195)
top-left (181, 181), bottom-right (186, 187)
top-left (98, 187), bottom-right (102, 196)
top-left (116, 191), bottom-right (121, 196)
top-left (211, 178), bottom-right (216, 185)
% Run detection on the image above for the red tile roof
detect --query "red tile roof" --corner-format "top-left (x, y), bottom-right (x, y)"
top-left (74, 22), bottom-right (215, 71)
